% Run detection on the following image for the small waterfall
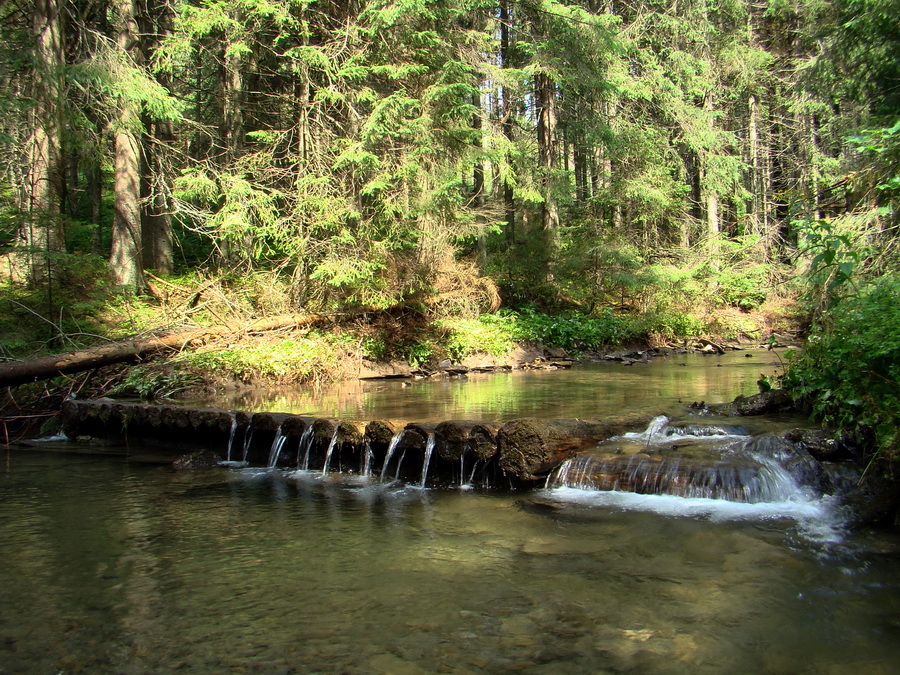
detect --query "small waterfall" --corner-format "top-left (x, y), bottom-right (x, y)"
top-left (297, 426), bottom-right (315, 470)
top-left (419, 433), bottom-right (436, 488)
top-left (551, 418), bottom-right (812, 504)
top-left (241, 423), bottom-right (254, 462)
top-left (225, 414), bottom-right (237, 461)
top-left (321, 429), bottom-right (340, 475)
top-left (380, 431), bottom-right (405, 481)
top-left (393, 450), bottom-right (407, 481)
top-left (361, 441), bottom-right (374, 477)
top-left (267, 426), bottom-right (287, 469)
top-left (551, 452), bottom-right (800, 503)
top-left (622, 415), bottom-right (669, 444)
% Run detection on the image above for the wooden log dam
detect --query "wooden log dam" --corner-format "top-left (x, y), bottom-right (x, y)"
top-left (61, 399), bottom-right (652, 486)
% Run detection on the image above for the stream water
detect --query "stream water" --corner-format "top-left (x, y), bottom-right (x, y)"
top-left (196, 350), bottom-right (786, 421)
top-left (3, 351), bottom-right (900, 673)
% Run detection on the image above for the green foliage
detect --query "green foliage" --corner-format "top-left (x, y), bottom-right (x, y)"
top-left (507, 309), bottom-right (635, 353)
top-left (795, 216), bottom-right (861, 304)
top-left (626, 310), bottom-right (707, 340)
top-left (783, 274), bottom-right (900, 463)
top-left (360, 335), bottom-right (389, 361)
top-left (713, 265), bottom-right (771, 311)
top-left (0, 253), bottom-right (113, 356)
top-left (438, 314), bottom-right (517, 362)
top-left (177, 332), bottom-right (351, 383)
top-left (404, 339), bottom-right (435, 367)
top-left (111, 366), bottom-right (203, 400)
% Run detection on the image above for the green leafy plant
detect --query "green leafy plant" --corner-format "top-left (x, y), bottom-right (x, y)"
top-left (438, 314), bottom-right (516, 362)
top-left (111, 366), bottom-right (203, 400)
top-left (783, 274), bottom-right (900, 465)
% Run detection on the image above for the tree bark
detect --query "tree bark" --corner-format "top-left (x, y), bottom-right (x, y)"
top-left (500, 0), bottom-right (517, 243)
top-left (702, 91), bottom-right (720, 256)
top-left (16, 0), bottom-right (65, 282)
top-left (109, 0), bottom-right (144, 290)
top-left (497, 416), bottom-right (652, 481)
top-left (536, 71), bottom-right (560, 247)
top-left (141, 0), bottom-right (175, 274)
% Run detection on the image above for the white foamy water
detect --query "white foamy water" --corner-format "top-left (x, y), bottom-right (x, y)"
top-left (542, 486), bottom-right (846, 543)
top-left (31, 433), bottom-right (70, 442)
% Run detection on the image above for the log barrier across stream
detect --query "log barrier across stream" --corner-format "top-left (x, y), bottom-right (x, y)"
top-left (60, 399), bottom-right (653, 486)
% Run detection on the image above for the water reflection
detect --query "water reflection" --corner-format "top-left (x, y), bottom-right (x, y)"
top-left (195, 351), bottom-right (786, 421)
top-left (2, 451), bottom-right (900, 673)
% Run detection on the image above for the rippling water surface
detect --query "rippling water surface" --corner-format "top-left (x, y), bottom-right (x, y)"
top-left (3, 351), bottom-right (900, 673)
top-left (3, 451), bottom-right (900, 673)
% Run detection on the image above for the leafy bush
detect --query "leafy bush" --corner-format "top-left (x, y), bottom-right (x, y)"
top-left (111, 366), bottom-right (204, 400)
top-left (783, 274), bottom-right (900, 462)
top-left (438, 314), bottom-right (517, 362)
top-left (177, 332), bottom-right (350, 383)
top-left (626, 310), bottom-right (707, 340)
top-left (405, 340), bottom-right (435, 367)
top-left (714, 265), bottom-right (770, 310)
top-left (508, 308), bottom-right (635, 352)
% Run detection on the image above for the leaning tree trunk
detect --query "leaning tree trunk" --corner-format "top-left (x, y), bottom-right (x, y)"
top-left (0, 313), bottom-right (326, 388)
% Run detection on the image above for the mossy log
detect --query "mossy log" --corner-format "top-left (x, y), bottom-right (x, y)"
top-left (0, 313), bottom-right (326, 388)
top-left (497, 415), bottom-right (653, 482)
top-left (434, 420), bottom-right (500, 461)
top-left (61, 400), bottom-right (651, 482)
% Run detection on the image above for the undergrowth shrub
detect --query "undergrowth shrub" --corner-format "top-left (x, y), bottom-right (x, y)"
top-left (438, 314), bottom-right (517, 361)
top-left (783, 274), bottom-right (900, 463)
top-left (625, 310), bottom-right (707, 340)
top-left (510, 309), bottom-right (634, 351)
top-left (176, 332), bottom-right (352, 384)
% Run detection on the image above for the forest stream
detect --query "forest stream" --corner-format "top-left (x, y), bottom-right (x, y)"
top-left (2, 351), bottom-right (900, 673)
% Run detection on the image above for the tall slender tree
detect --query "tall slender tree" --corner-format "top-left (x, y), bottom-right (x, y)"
top-left (109, 0), bottom-right (144, 290)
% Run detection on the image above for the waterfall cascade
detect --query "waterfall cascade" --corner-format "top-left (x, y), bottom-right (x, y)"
top-left (59, 399), bottom-right (850, 499)
top-left (549, 416), bottom-right (819, 503)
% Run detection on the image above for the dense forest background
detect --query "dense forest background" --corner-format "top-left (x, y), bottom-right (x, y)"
top-left (0, 0), bottom-right (897, 456)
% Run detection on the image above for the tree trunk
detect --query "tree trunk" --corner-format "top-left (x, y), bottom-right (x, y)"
top-left (109, 0), bottom-right (144, 290)
top-left (141, 0), bottom-right (175, 274)
top-left (536, 71), bottom-right (560, 249)
top-left (702, 91), bottom-right (719, 256)
top-left (471, 91), bottom-right (485, 205)
top-left (142, 118), bottom-right (174, 274)
top-left (16, 0), bottom-right (65, 282)
top-left (500, 0), bottom-right (516, 243)
top-left (223, 37), bottom-right (244, 164)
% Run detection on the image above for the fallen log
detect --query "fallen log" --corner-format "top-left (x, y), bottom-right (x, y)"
top-left (60, 400), bottom-right (653, 483)
top-left (0, 313), bottom-right (326, 388)
top-left (434, 420), bottom-right (500, 461)
top-left (497, 415), bottom-right (654, 482)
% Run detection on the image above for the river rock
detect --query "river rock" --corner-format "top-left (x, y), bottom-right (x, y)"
top-left (783, 428), bottom-right (852, 462)
top-left (709, 388), bottom-right (794, 416)
top-left (838, 475), bottom-right (900, 529)
top-left (172, 450), bottom-right (221, 470)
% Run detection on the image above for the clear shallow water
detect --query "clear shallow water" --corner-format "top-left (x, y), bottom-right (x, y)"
top-left (2, 451), bottom-right (900, 673)
top-left (197, 351), bottom-right (787, 422)
top-left (6, 349), bottom-right (900, 673)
